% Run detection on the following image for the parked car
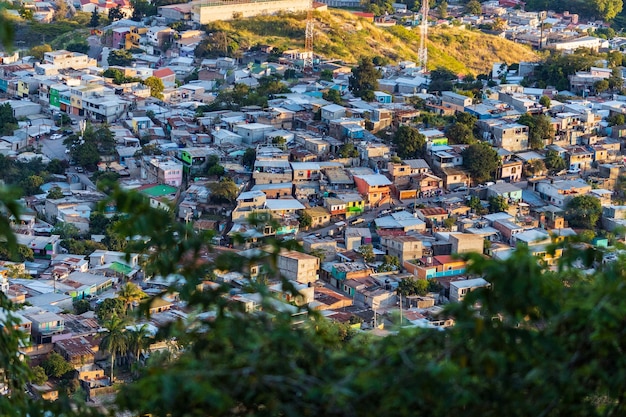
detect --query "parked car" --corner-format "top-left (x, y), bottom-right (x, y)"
top-left (50, 133), bottom-right (63, 140)
top-left (75, 167), bottom-right (84, 173)
top-left (62, 129), bottom-right (73, 135)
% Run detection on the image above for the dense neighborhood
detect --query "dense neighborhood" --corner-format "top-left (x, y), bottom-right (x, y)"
top-left (3, 0), bottom-right (626, 409)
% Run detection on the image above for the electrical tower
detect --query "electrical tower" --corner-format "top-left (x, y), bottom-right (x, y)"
top-left (418, 0), bottom-right (429, 71)
top-left (304, 9), bottom-right (314, 71)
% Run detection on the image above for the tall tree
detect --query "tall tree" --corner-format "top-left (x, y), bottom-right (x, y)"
top-left (392, 125), bottom-right (426, 159)
top-left (348, 57), bottom-right (382, 102)
top-left (544, 149), bottom-right (566, 173)
top-left (117, 282), bottom-right (146, 311)
top-left (565, 194), bottom-right (602, 229)
top-left (517, 113), bottom-right (555, 150)
top-left (89, 9), bottom-right (100, 27)
top-left (462, 142), bottom-right (500, 184)
top-left (108, 5), bottom-right (125, 21)
top-left (466, 0), bottom-right (482, 15)
top-left (143, 76), bottom-right (165, 100)
top-left (99, 314), bottom-right (129, 382)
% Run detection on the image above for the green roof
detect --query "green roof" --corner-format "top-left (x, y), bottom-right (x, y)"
top-left (141, 184), bottom-right (178, 197)
top-left (110, 261), bottom-right (133, 275)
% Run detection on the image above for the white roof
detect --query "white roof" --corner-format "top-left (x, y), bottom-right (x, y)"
top-left (237, 190), bottom-right (265, 201)
top-left (450, 277), bottom-right (489, 289)
top-left (290, 162), bottom-right (320, 170)
top-left (355, 174), bottom-right (392, 186)
top-left (264, 199), bottom-right (305, 211)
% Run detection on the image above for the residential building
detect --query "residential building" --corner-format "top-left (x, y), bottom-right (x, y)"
top-left (277, 250), bottom-right (320, 284)
top-left (403, 255), bottom-right (467, 279)
top-left (141, 156), bottom-right (184, 187)
top-left (449, 278), bottom-right (490, 303)
top-left (380, 235), bottom-right (423, 263)
top-left (353, 174), bottom-right (392, 207)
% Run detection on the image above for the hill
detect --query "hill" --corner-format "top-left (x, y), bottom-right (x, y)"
top-left (207, 10), bottom-right (541, 75)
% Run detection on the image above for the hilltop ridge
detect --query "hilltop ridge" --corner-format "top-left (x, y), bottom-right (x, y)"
top-left (208, 10), bottom-right (541, 74)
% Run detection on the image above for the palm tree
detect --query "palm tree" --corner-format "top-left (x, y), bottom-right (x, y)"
top-left (126, 323), bottom-right (151, 365)
top-left (117, 282), bottom-right (146, 311)
top-left (99, 314), bottom-right (128, 382)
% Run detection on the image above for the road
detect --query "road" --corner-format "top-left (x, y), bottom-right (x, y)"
top-left (39, 137), bottom-right (68, 161)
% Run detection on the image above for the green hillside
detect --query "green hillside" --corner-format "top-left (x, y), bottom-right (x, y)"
top-left (208, 10), bottom-right (541, 75)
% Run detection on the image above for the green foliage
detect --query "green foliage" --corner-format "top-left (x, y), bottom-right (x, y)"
top-left (323, 88), bottom-right (343, 104)
top-left (117, 282), bottom-right (145, 310)
top-left (466, 0), bottom-right (482, 14)
top-left (30, 365), bottom-right (48, 385)
top-left (338, 142), bottom-right (360, 158)
top-left (52, 221), bottom-right (81, 239)
top-left (89, 9), bottom-right (100, 27)
top-left (594, 79), bottom-right (609, 93)
top-left (130, 0), bottom-right (156, 21)
top-left (398, 276), bottom-right (429, 296)
top-left (517, 113), bottom-right (554, 150)
top-left (348, 57), bottom-right (382, 101)
top-left (524, 158), bottom-right (546, 177)
top-left (42, 351), bottom-right (74, 378)
top-left (209, 177), bottom-right (239, 204)
top-left (392, 125), bottom-right (426, 159)
top-left (565, 194), bottom-right (602, 229)
top-left (99, 314), bottom-right (129, 381)
top-left (445, 122), bottom-right (475, 144)
top-left (545, 149), bottom-right (567, 173)
top-left (607, 113), bottom-right (625, 126)
top-left (489, 195), bottom-right (509, 213)
top-left (102, 68), bottom-right (141, 85)
top-left (358, 244), bottom-right (375, 263)
top-left (143, 76), bottom-right (165, 100)
top-left (60, 238), bottom-right (106, 255)
top-left (108, 5), bottom-right (125, 21)
top-left (539, 95), bottom-right (551, 107)
top-left (378, 255), bottom-right (400, 272)
top-left (298, 211), bottom-right (312, 229)
top-left (73, 299), bottom-right (91, 315)
top-left (443, 216), bottom-right (457, 229)
top-left (319, 69), bottom-right (333, 81)
top-left (66, 40), bottom-right (89, 54)
top-left (96, 297), bottom-right (126, 322)
top-left (0, 243), bottom-right (34, 262)
top-left (428, 67), bottom-right (457, 92)
top-left (534, 49), bottom-right (602, 90)
top-left (242, 148), bottom-right (256, 169)
top-left (462, 142), bottom-right (499, 184)
top-left (108, 49), bottom-right (134, 67)
top-left (0, 102), bottom-right (17, 136)
top-left (64, 124), bottom-right (115, 170)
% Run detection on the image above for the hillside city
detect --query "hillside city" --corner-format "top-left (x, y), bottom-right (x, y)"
top-left (2, 0), bottom-right (626, 411)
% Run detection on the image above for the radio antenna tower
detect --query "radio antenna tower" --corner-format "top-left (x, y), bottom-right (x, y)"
top-left (418, 0), bottom-right (429, 71)
top-left (304, 9), bottom-right (314, 71)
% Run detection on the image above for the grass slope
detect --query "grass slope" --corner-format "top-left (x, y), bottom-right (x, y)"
top-left (213, 10), bottom-right (540, 74)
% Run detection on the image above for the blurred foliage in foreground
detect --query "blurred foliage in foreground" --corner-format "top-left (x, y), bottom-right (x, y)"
top-left (2, 185), bottom-right (626, 416)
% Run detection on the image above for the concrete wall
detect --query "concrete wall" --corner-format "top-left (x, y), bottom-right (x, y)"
top-left (194, 0), bottom-right (311, 24)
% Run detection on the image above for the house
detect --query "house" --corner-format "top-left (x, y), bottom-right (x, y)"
top-left (22, 308), bottom-right (65, 344)
top-left (321, 104), bottom-right (347, 123)
top-left (250, 182), bottom-right (293, 199)
top-left (344, 227), bottom-right (372, 251)
top-left (353, 174), bottom-right (392, 207)
top-left (41, 50), bottom-right (96, 70)
top-left (499, 159), bottom-right (523, 182)
top-left (486, 182), bottom-right (523, 202)
top-left (152, 67), bottom-right (176, 84)
top-left (449, 277), bottom-right (490, 302)
top-left (325, 262), bottom-right (373, 290)
top-left (492, 123), bottom-right (529, 151)
top-left (253, 159), bottom-right (292, 185)
top-left (234, 123), bottom-right (275, 145)
top-left (403, 255), bottom-right (467, 280)
top-left (449, 233), bottom-right (484, 255)
top-left (565, 146), bottom-right (594, 172)
top-left (291, 162), bottom-right (321, 183)
top-left (54, 336), bottom-right (97, 367)
top-left (380, 235), bottom-right (423, 263)
top-left (441, 91), bottom-right (472, 112)
top-left (147, 26), bottom-right (175, 47)
top-left (534, 179), bottom-right (592, 208)
top-left (416, 207), bottom-right (449, 228)
top-left (141, 156), bottom-right (184, 187)
top-left (277, 250), bottom-right (320, 284)
top-left (304, 206), bottom-right (331, 228)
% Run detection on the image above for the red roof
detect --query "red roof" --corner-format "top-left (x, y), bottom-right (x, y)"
top-left (153, 68), bottom-right (175, 78)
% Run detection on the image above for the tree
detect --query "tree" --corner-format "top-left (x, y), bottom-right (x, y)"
top-left (323, 89), bottom-right (343, 105)
top-left (28, 44), bottom-right (52, 62)
top-left (462, 142), bottom-right (499, 184)
top-left (607, 113), bottom-right (625, 126)
top-left (545, 149), bottom-right (567, 172)
top-left (456, 112), bottom-right (477, 127)
top-left (0, 102), bottom-right (17, 136)
top-left (393, 125), bottom-right (426, 159)
top-left (108, 4), bottom-right (125, 21)
top-left (539, 95), bottom-right (551, 108)
top-left (19, 6), bottom-right (34, 20)
top-left (242, 148), bottom-right (256, 169)
top-left (89, 9), bottom-right (100, 27)
top-left (126, 324), bottom-right (151, 365)
top-left (489, 195), bottom-right (509, 213)
top-left (319, 69), bottom-right (333, 81)
top-left (52, 222), bottom-right (81, 240)
top-left (565, 194), bottom-right (602, 229)
top-left (443, 216), bottom-right (457, 230)
top-left (96, 297), bottom-right (126, 322)
top-left (438, 0), bottom-right (448, 18)
top-left (73, 299), bottom-right (91, 315)
top-left (397, 277), bottom-right (429, 296)
top-left (66, 41), bottom-right (89, 54)
top-left (348, 57), bottom-right (382, 102)
top-left (378, 255), bottom-right (400, 272)
top-left (358, 244), bottom-right (375, 263)
top-left (117, 282), bottom-right (145, 311)
top-left (209, 178), bottom-right (239, 204)
top-left (108, 49), bottom-right (134, 67)
top-left (54, 0), bottom-right (69, 20)
top-left (298, 212), bottom-right (312, 229)
top-left (42, 352), bottom-right (74, 378)
top-left (428, 67), bottom-right (457, 92)
top-left (338, 143), bottom-right (360, 158)
top-left (592, 0), bottom-right (622, 20)
top-left (20, 175), bottom-right (44, 196)
top-left (517, 113), bottom-right (554, 150)
top-left (466, 0), bottom-right (482, 15)
top-left (130, 0), bottom-right (156, 21)
top-left (99, 315), bottom-right (128, 382)
top-left (445, 123), bottom-right (475, 144)
top-left (524, 159), bottom-right (546, 177)
top-left (143, 76), bottom-right (165, 100)
top-left (31, 366), bottom-right (48, 385)
top-left (594, 79), bottom-right (609, 94)
top-left (309, 248), bottom-right (326, 263)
